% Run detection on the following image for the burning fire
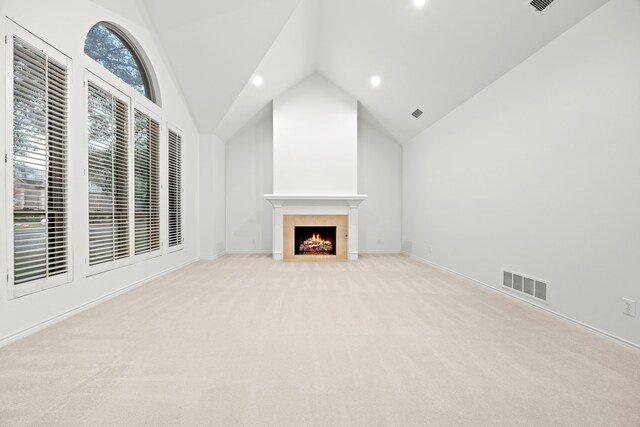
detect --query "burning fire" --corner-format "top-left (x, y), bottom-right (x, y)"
top-left (300, 233), bottom-right (333, 254)
top-left (309, 233), bottom-right (327, 244)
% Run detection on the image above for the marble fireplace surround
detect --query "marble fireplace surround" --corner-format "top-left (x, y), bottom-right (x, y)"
top-left (264, 195), bottom-right (367, 261)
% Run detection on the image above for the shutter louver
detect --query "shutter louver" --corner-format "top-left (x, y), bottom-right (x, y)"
top-left (88, 82), bottom-right (130, 266)
top-left (13, 36), bottom-right (68, 285)
top-left (134, 110), bottom-right (160, 255)
top-left (168, 129), bottom-right (182, 248)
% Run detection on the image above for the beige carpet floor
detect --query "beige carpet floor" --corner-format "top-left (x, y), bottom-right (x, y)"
top-left (0, 254), bottom-right (639, 426)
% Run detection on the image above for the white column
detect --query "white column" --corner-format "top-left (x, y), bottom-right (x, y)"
top-left (348, 201), bottom-right (359, 261)
top-left (272, 200), bottom-right (284, 261)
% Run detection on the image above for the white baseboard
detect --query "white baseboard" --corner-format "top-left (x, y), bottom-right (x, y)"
top-left (224, 250), bottom-right (272, 255)
top-left (199, 251), bottom-right (226, 261)
top-left (0, 258), bottom-right (200, 349)
top-left (403, 252), bottom-right (640, 351)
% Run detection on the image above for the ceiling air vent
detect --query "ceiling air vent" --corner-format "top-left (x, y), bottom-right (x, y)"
top-left (530, 0), bottom-right (555, 13)
top-left (412, 109), bottom-right (423, 118)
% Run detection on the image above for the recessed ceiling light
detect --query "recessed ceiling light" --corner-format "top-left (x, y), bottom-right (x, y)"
top-left (413, 0), bottom-right (427, 7)
top-left (370, 75), bottom-right (381, 87)
top-left (252, 75), bottom-right (264, 87)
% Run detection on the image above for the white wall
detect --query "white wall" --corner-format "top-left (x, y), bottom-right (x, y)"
top-left (273, 75), bottom-right (358, 195)
top-left (225, 117), bottom-right (274, 253)
top-left (199, 134), bottom-right (226, 259)
top-left (225, 107), bottom-right (402, 255)
top-left (358, 119), bottom-right (402, 253)
top-left (403, 0), bottom-right (640, 346)
top-left (0, 0), bottom-right (205, 344)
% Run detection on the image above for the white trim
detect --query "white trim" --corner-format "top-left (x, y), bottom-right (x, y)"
top-left (166, 124), bottom-right (184, 254)
top-left (6, 21), bottom-right (74, 299)
top-left (224, 250), bottom-right (272, 255)
top-left (85, 72), bottom-right (134, 277)
top-left (85, 21), bottom-right (162, 108)
top-left (166, 246), bottom-right (184, 255)
top-left (132, 104), bottom-right (163, 261)
top-left (403, 252), bottom-right (640, 351)
top-left (199, 252), bottom-right (226, 262)
top-left (0, 258), bottom-right (200, 349)
top-left (265, 196), bottom-right (367, 261)
top-left (4, 23), bottom-right (13, 302)
top-left (265, 194), bottom-right (368, 201)
top-left (83, 53), bottom-right (159, 116)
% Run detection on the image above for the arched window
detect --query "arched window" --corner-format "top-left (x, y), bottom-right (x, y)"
top-left (84, 22), bottom-right (159, 104)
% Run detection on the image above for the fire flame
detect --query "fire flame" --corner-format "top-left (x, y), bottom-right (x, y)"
top-left (306, 233), bottom-right (332, 246)
top-left (300, 232), bottom-right (333, 253)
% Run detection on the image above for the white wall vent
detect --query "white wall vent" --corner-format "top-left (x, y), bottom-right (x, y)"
top-left (529, 0), bottom-right (556, 13)
top-left (503, 270), bottom-right (549, 303)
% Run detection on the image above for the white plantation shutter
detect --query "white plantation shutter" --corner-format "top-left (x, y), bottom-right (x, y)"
top-left (87, 81), bottom-right (130, 266)
top-left (12, 36), bottom-right (69, 289)
top-left (168, 128), bottom-right (183, 248)
top-left (134, 109), bottom-right (160, 255)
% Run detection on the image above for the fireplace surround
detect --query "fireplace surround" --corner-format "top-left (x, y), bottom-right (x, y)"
top-left (284, 215), bottom-right (347, 261)
top-left (265, 195), bottom-right (367, 261)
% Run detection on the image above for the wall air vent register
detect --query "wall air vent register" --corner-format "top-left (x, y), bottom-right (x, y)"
top-left (503, 270), bottom-right (549, 303)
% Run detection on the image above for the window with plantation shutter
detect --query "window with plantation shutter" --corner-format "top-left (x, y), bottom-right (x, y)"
top-left (84, 22), bottom-right (158, 104)
top-left (87, 81), bottom-right (130, 267)
top-left (134, 109), bottom-right (160, 255)
top-left (168, 128), bottom-right (183, 249)
top-left (11, 35), bottom-right (69, 295)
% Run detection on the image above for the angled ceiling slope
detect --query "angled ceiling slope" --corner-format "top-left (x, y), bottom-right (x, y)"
top-left (317, 0), bottom-right (610, 142)
top-left (141, 0), bottom-right (303, 133)
top-left (143, 0), bottom-right (610, 143)
top-left (215, 0), bottom-right (319, 141)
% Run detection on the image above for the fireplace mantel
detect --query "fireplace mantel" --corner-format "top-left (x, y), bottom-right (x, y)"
top-left (264, 194), bottom-right (368, 203)
top-left (264, 194), bottom-right (368, 261)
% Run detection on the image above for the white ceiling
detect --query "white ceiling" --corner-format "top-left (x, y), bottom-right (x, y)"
top-left (139, 0), bottom-right (301, 133)
top-left (214, 0), bottom-right (319, 141)
top-left (140, 0), bottom-right (610, 143)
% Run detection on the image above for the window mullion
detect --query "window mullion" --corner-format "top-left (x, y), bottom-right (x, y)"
top-left (111, 95), bottom-right (116, 262)
top-left (44, 53), bottom-right (50, 279)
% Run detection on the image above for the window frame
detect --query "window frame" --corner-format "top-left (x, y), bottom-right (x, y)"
top-left (166, 125), bottom-right (184, 253)
top-left (84, 46), bottom-right (159, 119)
top-left (133, 105), bottom-right (163, 262)
top-left (84, 71), bottom-right (164, 276)
top-left (84, 21), bottom-right (160, 105)
top-left (5, 21), bottom-right (74, 299)
top-left (83, 25), bottom-right (164, 277)
top-left (84, 73), bottom-right (135, 277)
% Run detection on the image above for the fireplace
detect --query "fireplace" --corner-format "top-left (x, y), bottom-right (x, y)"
top-left (264, 195), bottom-right (367, 261)
top-left (281, 213), bottom-right (349, 261)
top-left (295, 226), bottom-right (337, 255)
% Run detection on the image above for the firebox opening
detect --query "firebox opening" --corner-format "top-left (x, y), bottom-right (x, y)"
top-left (294, 226), bottom-right (337, 256)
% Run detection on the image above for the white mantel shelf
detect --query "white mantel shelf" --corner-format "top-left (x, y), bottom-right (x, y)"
top-left (264, 195), bottom-right (368, 202)
top-left (264, 194), bottom-right (368, 261)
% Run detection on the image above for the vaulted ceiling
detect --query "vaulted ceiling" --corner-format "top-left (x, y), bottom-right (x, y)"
top-left (139, 0), bottom-right (609, 143)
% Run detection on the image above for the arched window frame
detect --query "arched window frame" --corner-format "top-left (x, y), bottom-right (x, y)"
top-left (84, 21), bottom-right (166, 276)
top-left (84, 21), bottom-right (162, 108)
